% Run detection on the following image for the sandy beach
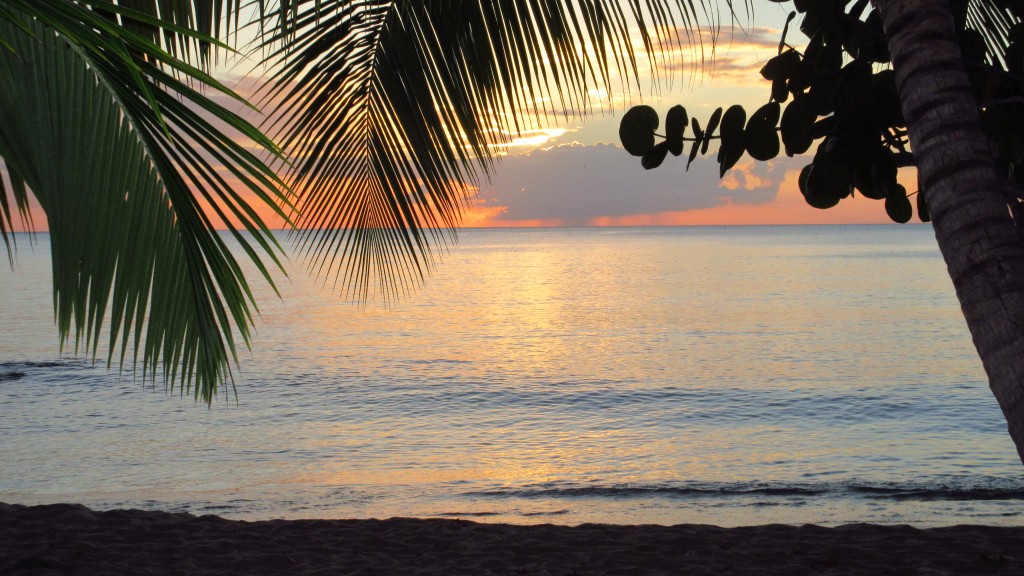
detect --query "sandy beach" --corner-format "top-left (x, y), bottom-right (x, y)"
top-left (1, 503), bottom-right (1022, 575)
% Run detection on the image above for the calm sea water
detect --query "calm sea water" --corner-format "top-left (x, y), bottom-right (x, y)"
top-left (2, 225), bottom-right (1023, 527)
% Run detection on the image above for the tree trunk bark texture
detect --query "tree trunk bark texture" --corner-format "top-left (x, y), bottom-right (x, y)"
top-left (879, 0), bottom-right (1024, 465)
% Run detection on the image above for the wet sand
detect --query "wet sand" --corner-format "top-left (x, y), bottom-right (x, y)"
top-left (2, 502), bottom-right (1023, 575)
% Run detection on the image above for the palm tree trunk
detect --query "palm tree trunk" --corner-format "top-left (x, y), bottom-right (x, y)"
top-left (879, 0), bottom-right (1024, 465)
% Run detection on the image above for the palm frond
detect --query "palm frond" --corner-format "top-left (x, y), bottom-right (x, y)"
top-left (0, 169), bottom-right (32, 263)
top-left (965, 0), bottom-right (1023, 70)
top-left (256, 0), bottom-right (728, 302)
top-left (0, 6), bottom-right (292, 404)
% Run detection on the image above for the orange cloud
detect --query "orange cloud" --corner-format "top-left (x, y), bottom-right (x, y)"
top-left (655, 26), bottom-right (795, 84)
top-left (721, 161), bottom-right (774, 191)
top-left (460, 197), bottom-right (563, 228)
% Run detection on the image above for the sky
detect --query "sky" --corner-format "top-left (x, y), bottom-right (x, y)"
top-left (457, 7), bottom-right (908, 228)
top-left (5, 3), bottom-right (916, 232)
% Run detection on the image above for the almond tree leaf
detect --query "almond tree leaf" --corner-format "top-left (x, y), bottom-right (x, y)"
top-left (886, 184), bottom-right (913, 223)
top-left (771, 77), bottom-right (789, 103)
top-left (745, 102), bottom-right (781, 164)
top-left (702, 107), bottom-right (723, 155)
top-left (665, 105), bottom-right (687, 156)
top-left (642, 141), bottom-right (671, 169)
top-left (717, 104), bottom-right (747, 176)
top-left (705, 107), bottom-right (724, 135)
top-left (687, 137), bottom-right (701, 170)
top-left (917, 189), bottom-right (931, 222)
top-left (760, 49), bottom-right (800, 81)
top-left (804, 156), bottom-right (851, 208)
top-left (620, 105), bottom-right (661, 156)
top-left (780, 94), bottom-right (816, 156)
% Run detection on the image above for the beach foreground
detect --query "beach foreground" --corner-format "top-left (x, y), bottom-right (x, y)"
top-left (2, 503), bottom-right (1023, 575)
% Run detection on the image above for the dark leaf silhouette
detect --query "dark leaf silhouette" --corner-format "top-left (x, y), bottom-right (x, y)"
top-left (780, 95), bottom-right (816, 156)
top-left (688, 117), bottom-right (703, 169)
top-left (643, 141), bottom-right (671, 170)
top-left (665, 105), bottom-right (688, 156)
top-left (853, 149), bottom-right (897, 200)
top-left (703, 107), bottom-right (723, 155)
top-left (917, 189), bottom-right (931, 223)
top-left (717, 105), bottom-right (747, 177)
top-left (745, 102), bottom-right (781, 161)
top-left (885, 185), bottom-right (913, 223)
top-left (760, 50), bottom-right (801, 81)
top-left (798, 163), bottom-right (839, 209)
top-left (621, 106), bottom-right (660, 157)
top-left (804, 156), bottom-right (852, 209)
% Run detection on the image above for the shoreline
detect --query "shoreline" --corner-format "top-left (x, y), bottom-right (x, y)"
top-left (3, 502), bottom-right (1024, 575)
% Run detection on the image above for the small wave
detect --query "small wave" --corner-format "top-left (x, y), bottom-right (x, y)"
top-left (0, 359), bottom-right (94, 370)
top-left (465, 483), bottom-right (828, 499)
top-left (0, 361), bottom-right (62, 369)
top-left (849, 485), bottom-right (1024, 501)
top-left (521, 509), bottom-right (570, 517)
top-left (465, 480), bottom-right (1024, 502)
top-left (434, 511), bottom-right (501, 517)
top-left (0, 359), bottom-right (95, 382)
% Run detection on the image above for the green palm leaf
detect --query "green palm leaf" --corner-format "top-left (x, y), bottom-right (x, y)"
top-left (0, 7), bottom-right (291, 404)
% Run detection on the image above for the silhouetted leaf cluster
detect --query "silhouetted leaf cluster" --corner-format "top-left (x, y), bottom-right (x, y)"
top-left (620, 0), bottom-right (1024, 225)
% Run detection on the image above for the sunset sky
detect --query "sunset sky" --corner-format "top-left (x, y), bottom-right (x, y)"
top-left (459, 8), bottom-right (907, 228)
top-left (9, 4), bottom-right (913, 231)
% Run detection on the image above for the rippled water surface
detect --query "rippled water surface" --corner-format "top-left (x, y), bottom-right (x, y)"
top-left (2, 226), bottom-right (1023, 526)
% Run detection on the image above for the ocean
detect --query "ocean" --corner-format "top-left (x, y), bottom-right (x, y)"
top-left (2, 225), bottom-right (1023, 527)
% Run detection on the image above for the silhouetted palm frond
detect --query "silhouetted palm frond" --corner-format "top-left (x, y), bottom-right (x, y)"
top-left (255, 0), bottom-right (728, 301)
